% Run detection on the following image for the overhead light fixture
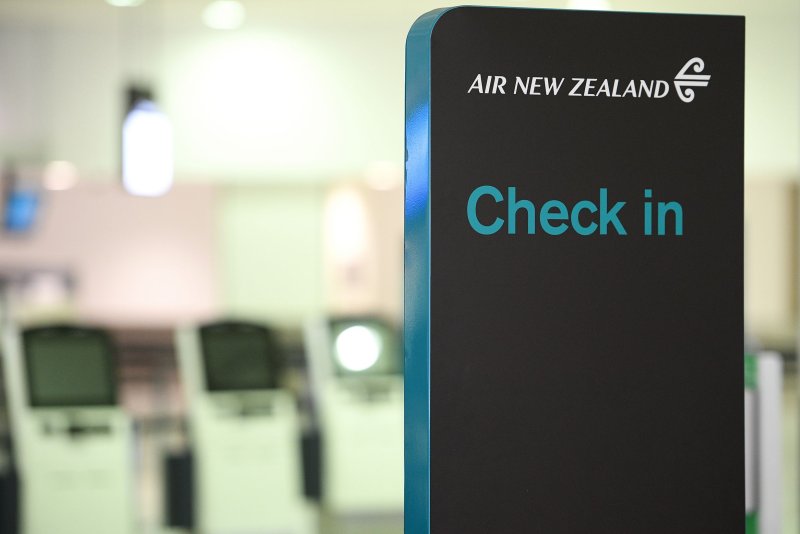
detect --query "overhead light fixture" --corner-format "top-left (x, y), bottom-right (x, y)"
top-left (42, 161), bottom-right (79, 191)
top-left (202, 0), bottom-right (246, 30)
top-left (122, 88), bottom-right (173, 197)
top-left (106, 0), bottom-right (146, 7)
top-left (566, 0), bottom-right (611, 10)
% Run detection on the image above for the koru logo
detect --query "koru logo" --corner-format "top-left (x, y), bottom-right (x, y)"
top-left (674, 58), bottom-right (710, 103)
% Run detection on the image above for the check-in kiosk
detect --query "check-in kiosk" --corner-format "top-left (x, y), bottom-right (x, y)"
top-left (305, 316), bottom-right (403, 515)
top-left (0, 325), bottom-right (135, 534)
top-left (176, 320), bottom-right (315, 534)
top-left (745, 352), bottom-right (783, 534)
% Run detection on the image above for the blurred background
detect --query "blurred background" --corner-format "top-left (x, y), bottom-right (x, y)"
top-left (0, 0), bottom-right (796, 533)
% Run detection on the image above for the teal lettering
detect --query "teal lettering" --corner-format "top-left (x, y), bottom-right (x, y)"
top-left (540, 200), bottom-right (568, 235)
top-left (571, 200), bottom-right (598, 235)
top-left (508, 187), bottom-right (535, 234)
top-left (466, 186), bottom-right (633, 237)
top-left (467, 185), bottom-right (504, 235)
top-left (599, 188), bottom-right (627, 235)
top-left (658, 201), bottom-right (683, 236)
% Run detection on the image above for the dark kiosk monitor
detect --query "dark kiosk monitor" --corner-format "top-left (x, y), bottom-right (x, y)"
top-left (200, 321), bottom-right (282, 392)
top-left (23, 326), bottom-right (117, 408)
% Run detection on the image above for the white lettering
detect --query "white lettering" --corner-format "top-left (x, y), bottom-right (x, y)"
top-left (514, 76), bottom-right (529, 95)
top-left (468, 74), bottom-right (484, 94)
top-left (583, 78), bottom-right (597, 96)
top-left (639, 80), bottom-right (653, 98)
top-left (654, 80), bottom-right (669, 98)
top-left (597, 79), bottom-right (610, 97)
top-left (530, 77), bottom-right (542, 95)
top-left (492, 75), bottom-right (507, 94)
top-left (569, 78), bottom-right (584, 96)
top-left (545, 77), bottom-right (564, 95)
top-left (611, 79), bottom-right (622, 97)
top-left (623, 80), bottom-right (636, 97)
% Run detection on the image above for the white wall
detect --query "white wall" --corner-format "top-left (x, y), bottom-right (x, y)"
top-left (0, 181), bottom-right (335, 330)
top-left (0, 182), bottom-right (219, 326)
top-left (218, 185), bottom-right (325, 326)
top-left (745, 182), bottom-right (797, 347)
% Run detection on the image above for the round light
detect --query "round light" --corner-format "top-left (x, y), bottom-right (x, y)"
top-left (335, 325), bottom-right (382, 372)
top-left (42, 160), bottom-right (79, 191)
top-left (202, 0), bottom-right (246, 30)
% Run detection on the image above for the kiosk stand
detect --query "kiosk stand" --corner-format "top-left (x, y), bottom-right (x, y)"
top-left (0, 324), bottom-right (135, 534)
top-left (176, 320), bottom-right (315, 534)
top-left (305, 316), bottom-right (403, 516)
top-left (745, 352), bottom-right (783, 534)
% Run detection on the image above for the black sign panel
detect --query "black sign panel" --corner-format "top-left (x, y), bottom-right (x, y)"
top-left (405, 7), bottom-right (743, 534)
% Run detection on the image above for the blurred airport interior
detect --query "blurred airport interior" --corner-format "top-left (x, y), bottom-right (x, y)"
top-left (0, 0), bottom-right (797, 533)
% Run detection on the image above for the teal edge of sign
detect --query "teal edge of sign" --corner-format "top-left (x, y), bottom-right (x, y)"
top-left (405, 7), bottom-right (454, 534)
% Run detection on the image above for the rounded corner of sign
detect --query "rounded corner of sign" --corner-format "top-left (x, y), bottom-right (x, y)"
top-left (407, 7), bottom-right (461, 44)
top-left (430, 6), bottom-right (478, 39)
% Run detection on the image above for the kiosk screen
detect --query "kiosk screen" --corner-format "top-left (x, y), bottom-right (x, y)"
top-left (24, 327), bottom-right (116, 407)
top-left (200, 323), bottom-right (280, 391)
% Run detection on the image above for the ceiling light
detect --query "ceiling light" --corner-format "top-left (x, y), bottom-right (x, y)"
top-left (122, 98), bottom-right (173, 197)
top-left (42, 161), bottom-right (79, 191)
top-left (203, 0), bottom-right (246, 31)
